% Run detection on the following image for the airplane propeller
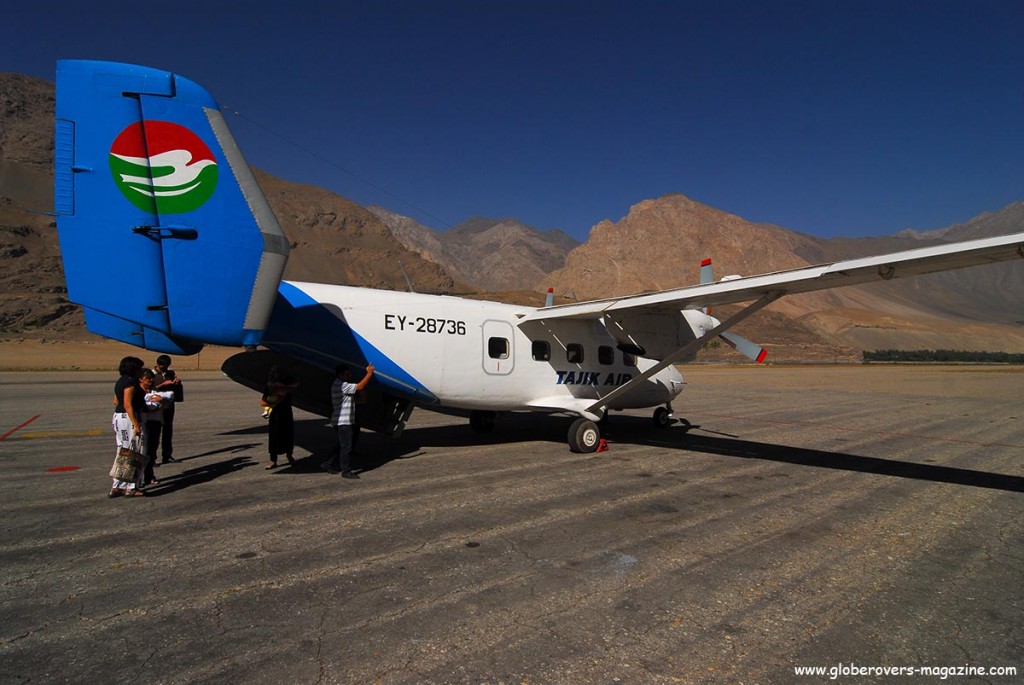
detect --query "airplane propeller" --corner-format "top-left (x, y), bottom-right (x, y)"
top-left (694, 258), bottom-right (768, 363)
top-left (720, 330), bottom-right (768, 363)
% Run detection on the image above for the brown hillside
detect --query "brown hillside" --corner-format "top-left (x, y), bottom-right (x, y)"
top-left (253, 170), bottom-right (460, 293)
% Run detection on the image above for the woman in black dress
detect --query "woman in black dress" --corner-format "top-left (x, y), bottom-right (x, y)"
top-left (263, 366), bottom-right (297, 469)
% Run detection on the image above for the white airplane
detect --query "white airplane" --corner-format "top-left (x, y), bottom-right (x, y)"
top-left (54, 60), bottom-right (1024, 452)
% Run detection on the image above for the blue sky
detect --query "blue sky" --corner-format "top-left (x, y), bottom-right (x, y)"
top-left (4, 0), bottom-right (1022, 241)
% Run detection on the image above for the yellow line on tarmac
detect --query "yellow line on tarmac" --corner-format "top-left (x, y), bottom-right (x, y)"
top-left (14, 429), bottom-right (106, 439)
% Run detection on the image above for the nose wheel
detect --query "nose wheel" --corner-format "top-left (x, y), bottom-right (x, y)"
top-left (652, 405), bottom-right (697, 433)
top-left (652, 405), bottom-right (672, 428)
top-left (469, 410), bottom-right (496, 432)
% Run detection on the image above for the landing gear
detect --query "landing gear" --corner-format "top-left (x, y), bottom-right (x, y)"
top-left (652, 405), bottom-right (672, 428)
top-left (568, 417), bottom-right (601, 453)
top-left (469, 410), bottom-right (496, 433)
top-left (652, 405), bottom-right (696, 433)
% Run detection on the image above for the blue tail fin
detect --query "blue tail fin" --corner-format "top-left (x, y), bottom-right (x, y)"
top-left (54, 60), bottom-right (289, 353)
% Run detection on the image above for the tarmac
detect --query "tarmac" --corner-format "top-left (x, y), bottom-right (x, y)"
top-left (1, 365), bottom-right (1021, 684)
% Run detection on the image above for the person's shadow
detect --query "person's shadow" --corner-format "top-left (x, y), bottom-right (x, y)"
top-left (144, 453), bottom-right (258, 496)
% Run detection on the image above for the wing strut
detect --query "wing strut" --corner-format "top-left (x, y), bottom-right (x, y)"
top-left (585, 291), bottom-right (783, 417)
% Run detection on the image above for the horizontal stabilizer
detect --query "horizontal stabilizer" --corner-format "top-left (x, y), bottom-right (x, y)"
top-left (222, 349), bottom-right (412, 434)
top-left (83, 308), bottom-right (204, 355)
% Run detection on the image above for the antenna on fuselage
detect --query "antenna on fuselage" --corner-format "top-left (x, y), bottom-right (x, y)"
top-left (398, 260), bottom-right (415, 293)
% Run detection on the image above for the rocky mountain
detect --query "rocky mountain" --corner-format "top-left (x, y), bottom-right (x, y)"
top-left (253, 171), bottom-right (458, 292)
top-left (0, 72), bottom-right (72, 335)
top-left (368, 207), bottom-right (578, 293)
top-left (897, 201), bottom-right (1024, 242)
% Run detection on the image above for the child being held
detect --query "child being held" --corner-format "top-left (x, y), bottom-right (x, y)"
top-left (146, 390), bottom-right (175, 409)
top-left (260, 392), bottom-right (282, 419)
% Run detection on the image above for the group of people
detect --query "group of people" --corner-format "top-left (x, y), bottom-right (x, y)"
top-left (109, 355), bottom-right (182, 498)
top-left (260, 363), bottom-right (375, 479)
top-left (108, 355), bottom-right (375, 497)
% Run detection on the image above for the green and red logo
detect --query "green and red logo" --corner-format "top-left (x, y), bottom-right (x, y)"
top-left (109, 121), bottom-right (218, 214)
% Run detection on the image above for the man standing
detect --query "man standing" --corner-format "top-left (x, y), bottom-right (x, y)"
top-left (323, 363), bottom-right (374, 479)
top-left (152, 355), bottom-right (182, 464)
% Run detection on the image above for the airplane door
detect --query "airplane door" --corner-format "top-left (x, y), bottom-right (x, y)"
top-left (482, 319), bottom-right (515, 376)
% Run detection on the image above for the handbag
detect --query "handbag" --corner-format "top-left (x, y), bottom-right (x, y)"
top-left (109, 437), bottom-right (145, 482)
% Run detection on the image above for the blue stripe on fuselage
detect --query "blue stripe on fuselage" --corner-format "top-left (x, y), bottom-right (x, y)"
top-left (262, 282), bottom-right (435, 401)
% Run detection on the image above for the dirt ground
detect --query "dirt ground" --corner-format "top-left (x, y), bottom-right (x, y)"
top-left (0, 339), bottom-right (239, 371)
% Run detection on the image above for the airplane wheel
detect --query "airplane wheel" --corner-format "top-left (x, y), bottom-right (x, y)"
top-left (652, 406), bottom-right (672, 428)
top-left (568, 418), bottom-right (600, 453)
top-left (469, 410), bottom-right (496, 433)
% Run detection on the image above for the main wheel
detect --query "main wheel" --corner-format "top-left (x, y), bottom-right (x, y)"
top-left (469, 410), bottom-right (496, 432)
top-left (652, 406), bottom-right (672, 428)
top-left (568, 417), bottom-right (600, 453)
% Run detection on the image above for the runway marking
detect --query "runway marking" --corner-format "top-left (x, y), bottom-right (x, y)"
top-left (12, 429), bottom-right (105, 440)
top-left (0, 414), bottom-right (42, 441)
top-left (699, 412), bottom-right (1024, 449)
top-left (46, 466), bottom-right (81, 473)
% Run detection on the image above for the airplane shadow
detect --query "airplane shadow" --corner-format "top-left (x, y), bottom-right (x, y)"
top-left (221, 415), bottom-right (1024, 493)
top-left (596, 415), bottom-right (1024, 493)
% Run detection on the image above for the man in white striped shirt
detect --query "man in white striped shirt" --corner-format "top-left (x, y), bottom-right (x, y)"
top-left (323, 363), bottom-right (374, 479)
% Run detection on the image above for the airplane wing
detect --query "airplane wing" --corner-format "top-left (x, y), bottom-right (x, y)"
top-left (516, 232), bottom-right (1023, 417)
top-left (519, 232), bottom-right (1024, 322)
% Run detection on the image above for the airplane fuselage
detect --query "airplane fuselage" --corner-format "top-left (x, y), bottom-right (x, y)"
top-left (261, 281), bottom-right (684, 418)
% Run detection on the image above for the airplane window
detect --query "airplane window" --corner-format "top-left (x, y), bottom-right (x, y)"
top-left (566, 343), bottom-right (584, 364)
top-left (532, 340), bottom-right (550, 361)
top-left (488, 337), bottom-right (509, 359)
top-left (598, 346), bottom-right (614, 365)
top-left (623, 352), bottom-right (637, 367)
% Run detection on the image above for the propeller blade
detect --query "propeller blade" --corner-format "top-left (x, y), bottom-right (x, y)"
top-left (699, 258), bottom-right (713, 285)
top-left (700, 259), bottom-right (713, 314)
top-left (544, 288), bottom-right (554, 307)
top-left (720, 331), bottom-right (768, 363)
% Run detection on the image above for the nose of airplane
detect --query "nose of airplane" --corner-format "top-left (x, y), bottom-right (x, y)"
top-left (653, 365), bottom-right (685, 402)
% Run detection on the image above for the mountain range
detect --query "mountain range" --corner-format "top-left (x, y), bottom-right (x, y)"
top-left (2, 70), bottom-right (1022, 361)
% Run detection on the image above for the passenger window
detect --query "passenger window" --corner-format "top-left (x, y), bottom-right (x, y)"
top-left (566, 343), bottom-right (584, 364)
top-left (598, 346), bottom-right (614, 365)
top-left (488, 337), bottom-right (509, 359)
top-left (532, 340), bottom-right (551, 361)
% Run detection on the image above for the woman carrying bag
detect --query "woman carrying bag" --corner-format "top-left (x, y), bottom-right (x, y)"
top-left (109, 356), bottom-right (146, 498)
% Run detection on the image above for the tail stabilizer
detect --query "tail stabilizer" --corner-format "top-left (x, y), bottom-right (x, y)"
top-left (54, 60), bottom-right (289, 352)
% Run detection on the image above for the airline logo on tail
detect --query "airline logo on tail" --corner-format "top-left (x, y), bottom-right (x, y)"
top-left (109, 121), bottom-right (218, 214)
